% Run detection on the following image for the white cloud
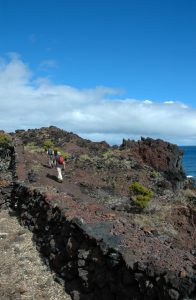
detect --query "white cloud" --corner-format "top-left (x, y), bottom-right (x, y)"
top-left (164, 101), bottom-right (174, 104)
top-left (0, 55), bottom-right (196, 145)
top-left (143, 100), bottom-right (152, 104)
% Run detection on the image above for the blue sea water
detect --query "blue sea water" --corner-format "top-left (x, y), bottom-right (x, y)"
top-left (180, 146), bottom-right (196, 184)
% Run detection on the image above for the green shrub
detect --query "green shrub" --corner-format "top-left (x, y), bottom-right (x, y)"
top-left (43, 139), bottom-right (55, 151)
top-left (0, 133), bottom-right (11, 147)
top-left (129, 182), bottom-right (153, 209)
top-left (151, 170), bottom-right (158, 178)
top-left (134, 195), bottom-right (151, 209)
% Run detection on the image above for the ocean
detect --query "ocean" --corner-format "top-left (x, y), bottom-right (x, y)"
top-left (180, 146), bottom-right (196, 185)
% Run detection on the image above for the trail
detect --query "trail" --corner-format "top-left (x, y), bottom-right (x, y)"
top-left (0, 209), bottom-right (71, 300)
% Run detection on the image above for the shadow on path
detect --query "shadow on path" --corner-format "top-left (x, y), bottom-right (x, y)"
top-left (46, 173), bottom-right (58, 182)
top-left (43, 164), bottom-right (53, 169)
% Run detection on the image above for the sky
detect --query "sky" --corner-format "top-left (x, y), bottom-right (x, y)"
top-left (0, 0), bottom-right (196, 145)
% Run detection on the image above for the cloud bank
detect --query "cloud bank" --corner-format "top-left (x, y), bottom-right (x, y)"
top-left (0, 55), bottom-right (196, 145)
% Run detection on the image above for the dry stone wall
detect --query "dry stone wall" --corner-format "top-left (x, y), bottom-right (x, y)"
top-left (0, 144), bottom-right (14, 209)
top-left (12, 183), bottom-right (196, 300)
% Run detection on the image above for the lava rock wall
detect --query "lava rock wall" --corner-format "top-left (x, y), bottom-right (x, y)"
top-left (0, 144), bottom-right (14, 209)
top-left (10, 183), bottom-right (196, 300)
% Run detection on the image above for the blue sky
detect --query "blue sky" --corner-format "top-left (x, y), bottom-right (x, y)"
top-left (0, 0), bottom-right (196, 145)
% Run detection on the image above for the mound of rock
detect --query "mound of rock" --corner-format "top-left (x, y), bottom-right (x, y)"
top-left (120, 137), bottom-right (186, 189)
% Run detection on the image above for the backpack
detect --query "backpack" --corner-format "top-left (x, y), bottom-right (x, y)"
top-left (58, 155), bottom-right (64, 164)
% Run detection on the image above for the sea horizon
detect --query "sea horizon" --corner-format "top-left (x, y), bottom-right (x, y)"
top-left (180, 146), bottom-right (196, 185)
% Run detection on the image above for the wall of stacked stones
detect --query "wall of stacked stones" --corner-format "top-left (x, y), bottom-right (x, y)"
top-left (0, 145), bottom-right (14, 209)
top-left (10, 183), bottom-right (194, 300)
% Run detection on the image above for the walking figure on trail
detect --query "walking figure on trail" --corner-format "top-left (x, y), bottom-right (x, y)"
top-left (54, 151), bottom-right (65, 183)
top-left (47, 147), bottom-right (54, 168)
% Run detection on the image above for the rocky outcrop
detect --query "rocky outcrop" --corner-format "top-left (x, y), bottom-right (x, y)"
top-left (14, 126), bottom-right (110, 155)
top-left (120, 137), bottom-right (186, 189)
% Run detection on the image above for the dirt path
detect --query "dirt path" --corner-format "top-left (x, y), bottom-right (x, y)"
top-left (25, 151), bottom-right (99, 204)
top-left (0, 209), bottom-right (71, 300)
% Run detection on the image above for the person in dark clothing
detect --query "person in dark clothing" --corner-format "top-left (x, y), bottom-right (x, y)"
top-left (47, 147), bottom-right (54, 168)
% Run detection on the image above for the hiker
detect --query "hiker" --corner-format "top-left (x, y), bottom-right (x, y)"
top-left (54, 151), bottom-right (65, 183)
top-left (47, 147), bottom-right (54, 168)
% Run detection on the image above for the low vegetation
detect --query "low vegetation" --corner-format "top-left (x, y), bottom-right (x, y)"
top-left (151, 170), bottom-right (158, 178)
top-left (0, 132), bottom-right (11, 147)
top-left (129, 182), bottom-right (153, 209)
top-left (43, 139), bottom-right (55, 151)
top-left (24, 142), bottom-right (44, 153)
top-left (183, 188), bottom-right (196, 200)
top-left (78, 154), bottom-right (92, 161)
